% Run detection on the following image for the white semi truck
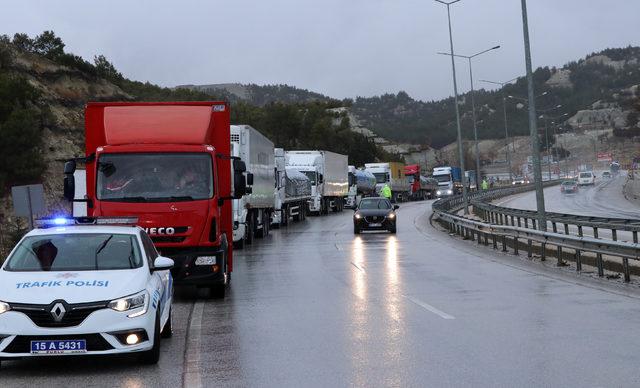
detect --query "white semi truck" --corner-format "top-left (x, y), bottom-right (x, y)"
top-left (285, 150), bottom-right (349, 214)
top-left (364, 162), bottom-right (411, 202)
top-left (231, 125), bottom-right (276, 247)
top-left (272, 148), bottom-right (312, 227)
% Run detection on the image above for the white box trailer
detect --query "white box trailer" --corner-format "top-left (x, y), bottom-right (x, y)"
top-left (285, 150), bottom-right (348, 214)
top-left (272, 148), bottom-right (312, 227)
top-left (230, 125), bottom-right (276, 247)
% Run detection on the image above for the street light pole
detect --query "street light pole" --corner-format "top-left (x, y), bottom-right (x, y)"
top-left (435, 0), bottom-right (468, 214)
top-left (480, 77), bottom-right (518, 182)
top-left (520, 0), bottom-right (546, 231)
top-left (438, 46), bottom-right (500, 190)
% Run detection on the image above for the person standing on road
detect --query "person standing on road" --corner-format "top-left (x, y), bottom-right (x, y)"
top-left (381, 183), bottom-right (392, 200)
top-left (481, 178), bottom-right (489, 190)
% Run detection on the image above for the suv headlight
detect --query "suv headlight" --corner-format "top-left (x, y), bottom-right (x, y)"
top-left (354, 212), bottom-right (362, 219)
top-left (0, 301), bottom-right (10, 315)
top-left (387, 212), bottom-right (395, 219)
top-left (108, 291), bottom-right (148, 318)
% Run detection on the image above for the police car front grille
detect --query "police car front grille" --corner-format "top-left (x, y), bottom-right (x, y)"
top-left (9, 301), bottom-right (109, 328)
top-left (3, 334), bottom-right (113, 353)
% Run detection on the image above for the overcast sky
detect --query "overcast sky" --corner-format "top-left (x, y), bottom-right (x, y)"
top-left (1, 0), bottom-right (638, 101)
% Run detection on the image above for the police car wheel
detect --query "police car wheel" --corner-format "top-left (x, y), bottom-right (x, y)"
top-left (161, 307), bottom-right (173, 338)
top-left (139, 313), bottom-right (161, 364)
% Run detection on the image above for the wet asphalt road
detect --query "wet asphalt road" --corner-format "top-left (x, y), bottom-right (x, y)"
top-left (497, 172), bottom-right (640, 219)
top-left (2, 200), bottom-right (640, 387)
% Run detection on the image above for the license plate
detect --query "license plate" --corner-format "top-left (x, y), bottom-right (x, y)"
top-left (368, 223), bottom-right (382, 227)
top-left (30, 340), bottom-right (87, 354)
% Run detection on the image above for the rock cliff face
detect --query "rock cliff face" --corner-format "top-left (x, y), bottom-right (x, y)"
top-left (0, 43), bottom-right (129, 252)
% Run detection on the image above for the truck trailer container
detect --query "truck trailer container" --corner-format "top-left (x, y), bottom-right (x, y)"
top-left (230, 125), bottom-right (276, 248)
top-left (285, 150), bottom-right (348, 214)
top-left (63, 102), bottom-right (250, 297)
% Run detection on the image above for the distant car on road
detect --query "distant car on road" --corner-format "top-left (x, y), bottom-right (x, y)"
top-left (602, 171), bottom-right (611, 179)
top-left (560, 180), bottom-right (578, 194)
top-left (353, 197), bottom-right (398, 234)
top-left (512, 176), bottom-right (529, 185)
top-left (0, 217), bottom-right (174, 365)
top-left (577, 171), bottom-right (595, 185)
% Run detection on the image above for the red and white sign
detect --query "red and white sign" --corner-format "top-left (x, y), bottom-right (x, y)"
top-left (597, 152), bottom-right (612, 162)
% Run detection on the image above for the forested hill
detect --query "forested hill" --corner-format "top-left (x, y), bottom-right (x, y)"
top-left (176, 83), bottom-right (338, 106)
top-left (351, 46), bottom-right (640, 148)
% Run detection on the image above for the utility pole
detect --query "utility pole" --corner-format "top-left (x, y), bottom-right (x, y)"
top-left (435, 0), bottom-right (468, 214)
top-left (520, 0), bottom-right (546, 231)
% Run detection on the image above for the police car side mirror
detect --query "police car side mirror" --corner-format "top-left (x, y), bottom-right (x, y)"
top-left (152, 256), bottom-right (174, 272)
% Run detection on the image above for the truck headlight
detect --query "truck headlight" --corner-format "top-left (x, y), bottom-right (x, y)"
top-left (0, 301), bottom-right (10, 314)
top-left (108, 291), bottom-right (148, 318)
top-left (436, 190), bottom-right (442, 196)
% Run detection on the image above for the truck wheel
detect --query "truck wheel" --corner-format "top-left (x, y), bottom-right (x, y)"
top-left (256, 210), bottom-right (265, 238)
top-left (139, 313), bottom-right (161, 365)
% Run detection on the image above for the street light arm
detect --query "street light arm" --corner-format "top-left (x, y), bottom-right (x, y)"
top-left (435, 0), bottom-right (461, 4)
top-left (470, 45), bottom-right (501, 58)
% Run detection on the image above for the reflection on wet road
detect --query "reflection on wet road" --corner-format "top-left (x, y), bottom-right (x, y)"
top-left (2, 200), bottom-right (640, 387)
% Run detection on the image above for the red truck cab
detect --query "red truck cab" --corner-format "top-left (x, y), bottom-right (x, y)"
top-left (405, 164), bottom-right (421, 197)
top-left (63, 102), bottom-right (249, 296)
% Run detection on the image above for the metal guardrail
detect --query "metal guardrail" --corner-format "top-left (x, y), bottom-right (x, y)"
top-left (432, 182), bottom-right (640, 282)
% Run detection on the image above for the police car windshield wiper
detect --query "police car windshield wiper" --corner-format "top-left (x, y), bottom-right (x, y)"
top-left (94, 235), bottom-right (113, 270)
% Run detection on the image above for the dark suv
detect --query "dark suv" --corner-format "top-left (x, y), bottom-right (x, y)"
top-left (353, 197), bottom-right (398, 234)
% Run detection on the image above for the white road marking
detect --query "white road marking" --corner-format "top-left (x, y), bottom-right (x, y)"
top-left (183, 301), bottom-right (205, 388)
top-left (403, 295), bottom-right (455, 320)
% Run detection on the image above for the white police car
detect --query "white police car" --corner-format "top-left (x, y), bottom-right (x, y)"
top-left (0, 217), bottom-right (174, 365)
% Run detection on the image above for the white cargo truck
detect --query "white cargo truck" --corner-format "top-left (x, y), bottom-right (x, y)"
top-left (272, 148), bottom-right (312, 227)
top-left (285, 150), bottom-right (349, 215)
top-left (230, 125), bottom-right (276, 247)
top-left (364, 162), bottom-right (411, 202)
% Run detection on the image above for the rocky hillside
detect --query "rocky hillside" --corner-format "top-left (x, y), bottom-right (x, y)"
top-left (176, 83), bottom-right (337, 106)
top-left (350, 46), bottom-right (640, 148)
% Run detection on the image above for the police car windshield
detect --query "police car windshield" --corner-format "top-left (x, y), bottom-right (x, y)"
top-left (359, 199), bottom-right (392, 210)
top-left (4, 234), bottom-right (143, 272)
top-left (97, 153), bottom-right (213, 202)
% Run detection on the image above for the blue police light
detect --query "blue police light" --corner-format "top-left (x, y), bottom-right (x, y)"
top-left (53, 217), bottom-right (71, 225)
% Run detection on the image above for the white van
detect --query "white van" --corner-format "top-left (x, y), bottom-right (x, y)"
top-left (577, 171), bottom-right (595, 186)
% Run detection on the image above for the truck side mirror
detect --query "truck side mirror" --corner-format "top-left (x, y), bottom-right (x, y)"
top-left (318, 174), bottom-right (324, 184)
top-left (246, 173), bottom-right (254, 186)
top-left (232, 159), bottom-right (248, 199)
top-left (63, 174), bottom-right (75, 201)
top-left (64, 160), bottom-right (77, 175)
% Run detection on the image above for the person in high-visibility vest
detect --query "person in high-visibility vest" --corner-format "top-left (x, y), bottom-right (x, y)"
top-left (381, 184), bottom-right (392, 200)
top-left (481, 178), bottom-right (489, 190)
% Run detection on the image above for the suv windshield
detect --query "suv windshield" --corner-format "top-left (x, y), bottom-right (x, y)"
top-left (97, 153), bottom-right (213, 202)
top-left (359, 199), bottom-right (392, 210)
top-left (4, 234), bottom-right (143, 272)
top-left (579, 172), bottom-right (592, 178)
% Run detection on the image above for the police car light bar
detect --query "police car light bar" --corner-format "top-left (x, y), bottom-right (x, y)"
top-left (35, 217), bottom-right (139, 228)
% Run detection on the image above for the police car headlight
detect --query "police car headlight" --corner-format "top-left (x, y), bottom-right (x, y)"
top-left (0, 301), bottom-right (10, 315)
top-left (108, 291), bottom-right (148, 318)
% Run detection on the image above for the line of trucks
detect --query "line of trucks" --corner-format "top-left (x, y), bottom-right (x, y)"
top-left (62, 101), bottom-right (465, 296)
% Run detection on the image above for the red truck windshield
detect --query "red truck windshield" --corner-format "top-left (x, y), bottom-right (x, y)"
top-left (97, 153), bottom-right (213, 202)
